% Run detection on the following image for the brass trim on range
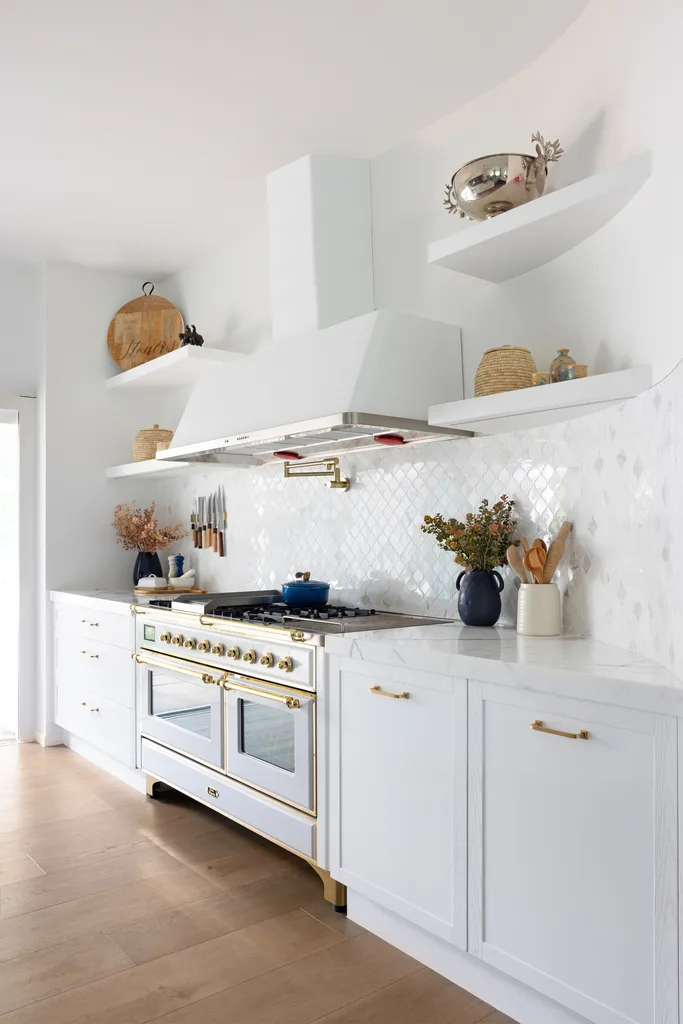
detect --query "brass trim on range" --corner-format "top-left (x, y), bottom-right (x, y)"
top-left (370, 684), bottom-right (410, 700)
top-left (133, 652), bottom-right (221, 687)
top-left (133, 604), bottom-right (320, 647)
top-left (219, 675), bottom-right (303, 710)
top-left (531, 719), bottom-right (590, 741)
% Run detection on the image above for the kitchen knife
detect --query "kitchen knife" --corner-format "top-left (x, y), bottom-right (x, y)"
top-left (202, 497), bottom-right (208, 549)
top-left (207, 492), bottom-right (213, 547)
top-left (217, 487), bottom-right (225, 557)
top-left (212, 493), bottom-right (219, 553)
top-left (191, 504), bottom-right (196, 548)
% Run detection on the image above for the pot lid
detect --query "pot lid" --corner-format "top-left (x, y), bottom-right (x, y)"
top-left (283, 571), bottom-right (329, 588)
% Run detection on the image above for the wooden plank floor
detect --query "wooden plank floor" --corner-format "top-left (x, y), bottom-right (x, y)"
top-left (0, 743), bottom-right (516, 1023)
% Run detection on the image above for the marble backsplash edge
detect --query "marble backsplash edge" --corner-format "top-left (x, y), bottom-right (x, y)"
top-left (151, 360), bottom-right (681, 677)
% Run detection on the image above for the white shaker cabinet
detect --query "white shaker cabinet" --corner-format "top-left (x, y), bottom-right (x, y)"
top-left (468, 682), bottom-right (678, 1024)
top-left (328, 657), bottom-right (467, 947)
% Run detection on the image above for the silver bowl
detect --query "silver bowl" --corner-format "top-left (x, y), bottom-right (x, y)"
top-left (444, 132), bottom-right (563, 221)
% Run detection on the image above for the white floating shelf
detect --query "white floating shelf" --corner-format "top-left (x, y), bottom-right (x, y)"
top-left (429, 366), bottom-right (652, 435)
top-left (106, 346), bottom-right (242, 390)
top-left (428, 153), bottom-right (652, 283)
top-left (105, 459), bottom-right (194, 480)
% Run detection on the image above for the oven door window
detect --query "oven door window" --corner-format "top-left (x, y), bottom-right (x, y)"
top-left (151, 671), bottom-right (213, 739)
top-left (239, 699), bottom-right (295, 773)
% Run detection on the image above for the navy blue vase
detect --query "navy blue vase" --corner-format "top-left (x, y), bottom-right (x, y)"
top-left (456, 570), bottom-right (504, 626)
top-left (133, 551), bottom-right (163, 586)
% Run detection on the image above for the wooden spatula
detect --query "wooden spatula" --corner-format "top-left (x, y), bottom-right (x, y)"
top-left (506, 545), bottom-right (529, 584)
top-left (543, 522), bottom-right (573, 583)
top-left (523, 545), bottom-right (547, 584)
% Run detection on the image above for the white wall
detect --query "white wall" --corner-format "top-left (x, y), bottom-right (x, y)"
top-left (0, 261), bottom-right (43, 397)
top-left (371, 0), bottom-right (678, 392)
top-left (161, 219), bottom-right (271, 355)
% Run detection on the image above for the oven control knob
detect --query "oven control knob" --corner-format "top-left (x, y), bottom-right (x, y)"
top-left (243, 650), bottom-right (256, 664)
top-left (159, 632), bottom-right (171, 643)
top-left (211, 644), bottom-right (224, 657)
top-left (227, 646), bottom-right (240, 660)
top-left (171, 635), bottom-right (184, 646)
top-left (183, 638), bottom-right (196, 650)
top-left (197, 639), bottom-right (210, 653)
top-left (259, 652), bottom-right (274, 668)
top-left (278, 657), bottom-right (293, 673)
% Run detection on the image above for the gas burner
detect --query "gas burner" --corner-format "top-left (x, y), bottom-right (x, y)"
top-left (148, 599), bottom-right (173, 609)
top-left (209, 602), bottom-right (376, 626)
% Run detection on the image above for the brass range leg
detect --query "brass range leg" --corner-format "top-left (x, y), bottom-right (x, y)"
top-left (145, 775), bottom-right (160, 798)
top-left (312, 865), bottom-right (347, 912)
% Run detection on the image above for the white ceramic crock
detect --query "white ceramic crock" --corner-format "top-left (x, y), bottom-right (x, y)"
top-left (516, 583), bottom-right (561, 636)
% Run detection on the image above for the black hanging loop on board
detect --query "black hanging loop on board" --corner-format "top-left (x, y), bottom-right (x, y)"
top-left (141, 281), bottom-right (155, 296)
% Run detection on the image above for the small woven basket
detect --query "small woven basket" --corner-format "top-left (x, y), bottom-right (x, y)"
top-left (474, 346), bottom-right (536, 397)
top-left (133, 424), bottom-right (174, 462)
top-left (156, 439), bottom-right (172, 453)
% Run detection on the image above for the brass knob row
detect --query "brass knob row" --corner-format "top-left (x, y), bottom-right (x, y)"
top-left (154, 634), bottom-right (291, 673)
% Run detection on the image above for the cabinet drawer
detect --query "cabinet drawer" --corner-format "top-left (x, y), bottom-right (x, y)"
top-left (54, 630), bottom-right (135, 708)
top-left (141, 739), bottom-right (316, 860)
top-left (53, 602), bottom-right (134, 651)
top-left (56, 679), bottom-right (135, 766)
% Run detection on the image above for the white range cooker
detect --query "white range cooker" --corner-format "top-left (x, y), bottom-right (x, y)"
top-left (134, 591), bottom-right (450, 908)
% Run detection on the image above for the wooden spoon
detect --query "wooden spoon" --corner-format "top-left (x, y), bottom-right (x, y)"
top-left (523, 545), bottom-right (547, 584)
top-left (532, 538), bottom-right (547, 551)
top-left (506, 545), bottom-right (529, 584)
top-left (543, 521), bottom-right (573, 583)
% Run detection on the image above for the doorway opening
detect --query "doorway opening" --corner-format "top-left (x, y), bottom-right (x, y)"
top-left (0, 412), bottom-right (18, 741)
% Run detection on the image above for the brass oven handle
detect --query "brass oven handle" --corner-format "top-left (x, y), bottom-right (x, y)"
top-left (370, 685), bottom-right (410, 700)
top-left (133, 652), bottom-right (220, 687)
top-left (531, 719), bottom-right (589, 740)
top-left (219, 675), bottom-right (303, 710)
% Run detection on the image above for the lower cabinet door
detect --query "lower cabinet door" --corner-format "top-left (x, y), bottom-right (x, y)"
top-left (328, 657), bottom-right (467, 947)
top-left (56, 677), bottom-right (135, 766)
top-left (468, 683), bottom-right (678, 1024)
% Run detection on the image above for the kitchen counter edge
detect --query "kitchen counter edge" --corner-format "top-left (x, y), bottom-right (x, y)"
top-left (325, 625), bottom-right (683, 717)
top-left (50, 590), bottom-right (139, 615)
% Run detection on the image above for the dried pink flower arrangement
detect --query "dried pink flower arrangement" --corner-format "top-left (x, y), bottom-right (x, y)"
top-left (112, 501), bottom-right (185, 553)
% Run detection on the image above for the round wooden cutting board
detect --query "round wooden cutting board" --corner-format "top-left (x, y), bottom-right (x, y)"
top-left (107, 284), bottom-right (184, 370)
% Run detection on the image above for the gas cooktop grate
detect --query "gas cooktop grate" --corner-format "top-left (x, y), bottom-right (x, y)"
top-left (209, 603), bottom-right (376, 625)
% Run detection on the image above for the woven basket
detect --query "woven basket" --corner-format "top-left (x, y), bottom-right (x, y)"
top-left (474, 346), bottom-right (536, 397)
top-left (156, 439), bottom-right (172, 453)
top-left (133, 424), bottom-right (174, 462)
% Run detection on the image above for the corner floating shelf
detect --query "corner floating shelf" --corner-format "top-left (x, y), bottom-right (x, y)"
top-left (105, 459), bottom-right (194, 480)
top-left (106, 346), bottom-right (242, 390)
top-left (428, 153), bottom-right (652, 283)
top-left (429, 366), bottom-right (652, 435)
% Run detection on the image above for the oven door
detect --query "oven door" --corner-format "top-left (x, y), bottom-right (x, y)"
top-left (223, 673), bottom-right (315, 815)
top-left (136, 652), bottom-right (224, 770)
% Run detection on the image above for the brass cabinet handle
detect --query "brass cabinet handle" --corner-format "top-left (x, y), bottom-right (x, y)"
top-left (79, 702), bottom-right (99, 712)
top-left (207, 787), bottom-right (219, 798)
top-left (220, 675), bottom-right (303, 710)
top-left (80, 651), bottom-right (99, 659)
top-left (133, 652), bottom-right (220, 687)
top-left (531, 719), bottom-right (589, 740)
top-left (80, 620), bottom-right (99, 627)
top-left (370, 685), bottom-right (410, 700)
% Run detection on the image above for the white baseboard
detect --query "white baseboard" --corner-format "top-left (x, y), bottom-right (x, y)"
top-left (347, 892), bottom-right (588, 1024)
top-left (35, 726), bottom-right (65, 747)
top-left (64, 733), bottom-right (146, 793)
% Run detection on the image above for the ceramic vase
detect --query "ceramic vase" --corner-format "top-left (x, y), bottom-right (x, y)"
top-left (550, 348), bottom-right (576, 382)
top-left (456, 570), bottom-right (504, 627)
top-left (516, 583), bottom-right (561, 636)
top-left (134, 551), bottom-right (162, 586)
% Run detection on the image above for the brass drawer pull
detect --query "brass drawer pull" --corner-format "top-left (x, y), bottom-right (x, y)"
top-left (80, 651), bottom-right (99, 659)
top-left (80, 620), bottom-right (98, 627)
top-left (531, 719), bottom-right (589, 740)
top-left (370, 685), bottom-right (409, 700)
top-left (207, 787), bottom-right (219, 798)
top-left (79, 702), bottom-right (99, 712)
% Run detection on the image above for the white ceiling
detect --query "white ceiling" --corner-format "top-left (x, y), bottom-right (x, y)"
top-left (0, 0), bottom-right (587, 275)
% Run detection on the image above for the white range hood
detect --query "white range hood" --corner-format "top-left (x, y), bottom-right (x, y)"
top-left (157, 155), bottom-right (468, 468)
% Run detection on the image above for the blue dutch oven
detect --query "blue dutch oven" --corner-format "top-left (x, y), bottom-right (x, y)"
top-left (281, 571), bottom-right (330, 608)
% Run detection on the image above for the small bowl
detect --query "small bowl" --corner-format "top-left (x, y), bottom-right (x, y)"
top-left (532, 371), bottom-right (552, 386)
top-left (566, 364), bottom-right (588, 380)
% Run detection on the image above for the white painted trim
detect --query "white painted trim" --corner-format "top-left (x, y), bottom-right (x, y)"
top-left (0, 395), bottom-right (37, 742)
top-left (653, 714), bottom-right (678, 1024)
top-left (347, 891), bottom-right (588, 1024)
top-left (467, 678), bottom-right (484, 958)
top-left (64, 732), bottom-right (146, 792)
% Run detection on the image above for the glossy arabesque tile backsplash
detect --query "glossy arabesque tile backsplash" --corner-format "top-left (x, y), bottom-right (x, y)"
top-left (154, 361), bottom-right (681, 675)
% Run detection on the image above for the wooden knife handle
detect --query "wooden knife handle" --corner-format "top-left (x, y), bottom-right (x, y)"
top-left (213, 528), bottom-right (218, 553)
top-left (218, 531), bottom-right (224, 557)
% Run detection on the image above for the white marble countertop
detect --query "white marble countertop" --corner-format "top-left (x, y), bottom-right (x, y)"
top-left (325, 624), bottom-right (683, 717)
top-left (49, 589), bottom-right (148, 614)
